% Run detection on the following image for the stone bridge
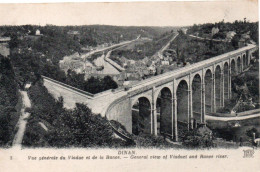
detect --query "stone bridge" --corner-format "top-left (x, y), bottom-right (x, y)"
top-left (105, 44), bottom-right (257, 141)
top-left (43, 44), bottom-right (258, 141)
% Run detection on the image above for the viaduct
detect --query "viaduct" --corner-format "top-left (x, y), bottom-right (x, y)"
top-left (43, 44), bottom-right (258, 141)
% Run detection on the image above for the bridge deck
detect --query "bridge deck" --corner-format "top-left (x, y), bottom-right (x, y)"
top-left (128, 44), bottom-right (256, 92)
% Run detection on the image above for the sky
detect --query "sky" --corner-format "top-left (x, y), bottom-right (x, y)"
top-left (0, 0), bottom-right (258, 26)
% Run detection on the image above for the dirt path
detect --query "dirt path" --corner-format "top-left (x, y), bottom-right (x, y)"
top-left (12, 90), bottom-right (31, 149)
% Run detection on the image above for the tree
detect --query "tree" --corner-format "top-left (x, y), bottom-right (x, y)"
top-left (103, 76), bottom-right (118, 90)
top-left (9, 34), bottom-right (19, 49)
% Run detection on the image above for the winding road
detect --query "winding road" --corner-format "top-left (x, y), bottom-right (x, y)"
top-left (12, 90), bottom-right (31, 149)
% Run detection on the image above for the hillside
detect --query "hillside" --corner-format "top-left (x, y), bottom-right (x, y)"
top-left (0, 55), bottom-right (20, 146)
top-left (0, 25), bottom-right (176, 63)
top-left (168, 33), bottom-right (235, 65)
top-left (187, 20), bottom-right (258, 46)
top-left (110, 32), bottom-right (174, 62)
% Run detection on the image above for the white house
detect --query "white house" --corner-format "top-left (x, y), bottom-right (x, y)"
top-left (35, 29), bottom-right (41, 36)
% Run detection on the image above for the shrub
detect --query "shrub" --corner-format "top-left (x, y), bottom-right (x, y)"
top-left (246, 127), bottom-right (260, 138)
top-left (182, 127), bottom-right (214, 148)
top-left (0, 56), bottom-right (19, 146)
top-left (133, 133), bottom-right (173, 148)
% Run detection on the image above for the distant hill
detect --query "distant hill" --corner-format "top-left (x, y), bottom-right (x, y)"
top-left (187, 20), bottom-right (258, 44)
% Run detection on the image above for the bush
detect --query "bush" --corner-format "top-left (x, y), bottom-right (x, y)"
top-left (182, 127), bottom-right (214, 148)
top-left (133, 133), bottom-right (173, 148)
top-left (0, 56), bottom-right (19, 146)
top-left (110, 120), bottom-right (132, 138)
top-left (246, 127), bottom-right (260, 138)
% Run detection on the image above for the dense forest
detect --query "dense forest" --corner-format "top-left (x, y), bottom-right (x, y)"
top-left (0, 55), bottom-right (19, 146)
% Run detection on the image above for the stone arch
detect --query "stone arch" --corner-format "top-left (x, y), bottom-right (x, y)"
top-left (176, 80), bottom-right (189, 134)
top-left (204, 69), bottom-right (213, 114)
top-left (203, 67), bottom-right (213, 77)
top-left (132, 97), bottom-right (151, 135)
top-left (154, 85), bottom-right (173, 102)
top-left (131, 93), bottom-right (152, 107)
top-left (192, 74), bottom-right (202, 122)
top-left (237, 56), bottom-right (241, 73)
top-left (175, 76), bottom-right (189, 92)
top-left (224, 62), bottom-right (229, 102)
top-left (191, 71), bottom-right (202, 81)
top-left (215, 65), bottom-right (222, 110)
top-left (156, 87), bottom-right (172, 136)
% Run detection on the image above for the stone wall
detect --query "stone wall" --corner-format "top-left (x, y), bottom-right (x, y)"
top-left (43, 77), bottom-right (93, 109)
top-left (105, 97), bottom-right (132, 133)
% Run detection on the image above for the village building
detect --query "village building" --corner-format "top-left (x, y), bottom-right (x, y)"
top-left (211, 27), bottom-right (219, 37)
top-left (67, 30), bottom-right (80, 35)
top-left (181, 28), bottom-right (188, 34)
top-left (238, 38), bottom-right (246, 48)
top-left (0, 37), bottom-right (10, 57)
top-left (226, 31), bottom-right (236, 41)
top-left (35, 29), bottom-right (43, 36)
top-left (161, 60), bottom-right (170, 66)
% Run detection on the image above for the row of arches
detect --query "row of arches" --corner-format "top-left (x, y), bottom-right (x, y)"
top-left (131, 54), bottom-right (251, 137)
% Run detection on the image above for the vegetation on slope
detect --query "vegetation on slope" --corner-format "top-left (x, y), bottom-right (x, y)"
top-left (219, 60), bottom-right (259, 113)
top-left (0, 55), bottom-right (19, 146)
top-left (187, 20), bottom-right (258, 45)
top-left (169, 33), bottom-right (235, 64)
top-left (23, 80), bottom-right (127, 148)
top-left (110, 32), bottom-right (174, 61)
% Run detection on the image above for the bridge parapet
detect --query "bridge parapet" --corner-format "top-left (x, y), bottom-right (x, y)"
top-left (105, 44), bottom-right (258, 136)
top-left (126, 44), bottom-right (257, 95)
top-left (42, 75), bottom-right (94, 98)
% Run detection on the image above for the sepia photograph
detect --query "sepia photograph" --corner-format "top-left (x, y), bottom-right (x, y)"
top-left (0, 0), bottom-right (259, 171)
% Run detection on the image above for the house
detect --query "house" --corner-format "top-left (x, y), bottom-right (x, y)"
top-left (181, 28), bottom-right (188, 34)
top-left (241, 32), bottom-right (251, 40)
top-left (128, 60), bottom-right (135, 65)
top-left (67, 30), bottom-right (80, 35)
top-left (158, 53), bottom-right (164, 60)
top-left (226, 31), bottom-right (236, 41)
top-left (142, 57), bottom-right (149, 64)
top-left (149, 65), bottom-right (156, 74)
top-left (126, 72), bottom-right (141, 80)
top-left (0, 37), bottom-right (10, 57)
top-left (143, 69), bottom-right (150, 76)
top-left (211, 27), bottom-right (219, 37)
top-left (35, 29), bottom-right (42, 36)
top-left (161, 60), bottom-right (170, 66)
top-left (238, 38), bottom-right (246, 48)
